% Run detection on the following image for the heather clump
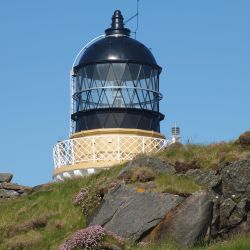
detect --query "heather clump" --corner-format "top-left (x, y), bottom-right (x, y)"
top-left (73, 188), bottom-right (88, 206)
top-left (60, 225), bottom-right (105, 250)
top-left (73, 187), bottom-right (102, 217)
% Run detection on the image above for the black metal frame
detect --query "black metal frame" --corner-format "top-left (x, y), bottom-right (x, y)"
top-left (72, 62), bottom-right (164, 132)
top-left (72, 108), bottom-right (164, 132)
top-left (73, 62), bottom-right (162, 112)
top-left (71, 11), bottom-right (165, 133)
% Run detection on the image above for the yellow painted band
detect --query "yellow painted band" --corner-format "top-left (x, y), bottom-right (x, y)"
top-left (53, 160), bottom-right (121, 176)
top-left (70, 128), bottom-right (165, 139)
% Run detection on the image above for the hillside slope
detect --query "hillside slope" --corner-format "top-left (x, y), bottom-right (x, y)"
top-left (1, 136), bottom-right (250, 250)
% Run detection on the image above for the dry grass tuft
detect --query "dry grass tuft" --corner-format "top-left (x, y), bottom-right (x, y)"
top-left (15, 207), bottom-right (28, 219)
top-left (119, 166), bottom-right (156, 184)
top-left (130, 167), bottom-right (156, 183)
top-left (174, 160), bottom-right (200, 174)
top-left (7, 217), bottom-right (48, 237)
top-left (1, 230), bottom-right (43, 250)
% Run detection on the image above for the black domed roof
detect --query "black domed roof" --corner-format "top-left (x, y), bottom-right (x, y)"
top-left (75, 10), bottom-right (161, 70)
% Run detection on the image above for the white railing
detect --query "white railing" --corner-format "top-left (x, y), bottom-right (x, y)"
top-left (53, 135), bottom-right (173, 169)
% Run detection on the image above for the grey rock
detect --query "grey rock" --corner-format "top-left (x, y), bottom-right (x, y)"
top-left (222, 221), bottom-right (249, 238)
top-left (246, 185), bottom-right (250, 201)
top-left (0, 189), bottom-right (19, 198)
top-left (196, 170), bottom-right (217, 186)
top-left (220, 157), bottom-right (250, 198)
top-left (219, 197), bottom-right (247, 234)
top-left (89, 184), bottom-right (184, 241)
top-left (207, 175), bottom-right (222, 190)
top-left (210, 200), bottom-right (221, 238)
top-left (185, 169), bottom-right (221, 189)
top-left (220, 198), bottom-right (236, 221)
top-left (228, 198), bottom-right (247, 226)
top-left (143, 190), bottom-right (213, 248)
top-left (237, 198), bottom-right (247, 213)
top-left (215, 157), bottom-right (250, 238)
top-left (247, 213), bottom-right (250, 231)
top-left (0, 173), bottom-right (13, 183)
top-left (118, 155), bottom-right (175, 179)
top-left (184, 169), bottom-right (203, 178)
top-left (0, 183), bottom-right (33, 194)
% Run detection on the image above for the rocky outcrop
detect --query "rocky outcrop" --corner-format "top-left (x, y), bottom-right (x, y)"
top-left (238, 131), bottom-right (250, 148)
top-left (118, 155), bottom-right (175, 182)
top-left (186, 155), bottom-right (250, 239)
top-left (0, 173), bottom-right (33, 198)
top-left (143, 190), bottom-right (213, 248)
top-left (185, 169), bottom-right (222, 192)
top-left (88, 154), bottom-right (250, 247)
top-left (89, 184), bottom-right (184, 241)
top-left (0, 189), bottom-right (19, 198)
top-left (220, 155), bottom-right (250, 198)
top-left (212, 156), bottom-right (250, 238)
top-left (0, 173), bottom-right (13, 183)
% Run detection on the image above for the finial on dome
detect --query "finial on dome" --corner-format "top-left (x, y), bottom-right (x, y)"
top-left (105, 10), bottom-right (130, 36)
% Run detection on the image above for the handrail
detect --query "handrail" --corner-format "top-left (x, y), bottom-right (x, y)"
top-left (53, 135), bottom-right (173, 169)
top-left (70, 34), bottom-right (105, 136)
top-left (71, 34), bottom-right (105, 69)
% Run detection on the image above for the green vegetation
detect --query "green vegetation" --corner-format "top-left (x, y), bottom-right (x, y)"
top-left (193, 234), bottom-right (250, 250)
top-left (0, 141), bottom-right (250, 249)
top-left (155, 174), bottom-right (202, 194)
top-left (132, 234), bottom-right (250, 250)
top-left (0, 165), bottom-right (123, 250)
top-left (157, 141), bottom-right (250, 171)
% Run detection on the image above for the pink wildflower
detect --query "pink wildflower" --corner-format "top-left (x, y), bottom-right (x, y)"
top-left (74, 188), bottom-right (88, 205)
top-left (60, 225), bottom-right (105, 250)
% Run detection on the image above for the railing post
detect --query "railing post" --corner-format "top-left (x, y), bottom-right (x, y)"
top-left (71, 140), bottom-right (75, 165)
top-left (143, 137), bottom-right (145, 153)
top-left (117, 136), bottom-right (120, 163)
top-left (92, 137), bottom-right (95, 163)
top-left (53, 146), bottom-right (57, 169)
top-left (57, 143), bottom-right (61, 168)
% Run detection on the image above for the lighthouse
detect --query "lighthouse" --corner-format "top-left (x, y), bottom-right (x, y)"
top-left (53, 10), bottom-right (171, 180)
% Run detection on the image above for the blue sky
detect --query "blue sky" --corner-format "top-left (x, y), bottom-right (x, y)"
top-left (0, 0), bottom-right (249, 186)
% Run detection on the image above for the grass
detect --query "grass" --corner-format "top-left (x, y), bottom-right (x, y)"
top-left (127, 173), bottom-right (202, 197)
top-left (128, 234), bottom-right (250, 250)
top-left (193, 234), bottom-right (250, 250)
top-left (0, 141), bottom-right (249, 249)
top-left (0, 164), bottom-right (124, 250)
top-left (157, 141), bottom-right (250, 171)
top-left (154, 174), bottom-right (202, 194)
